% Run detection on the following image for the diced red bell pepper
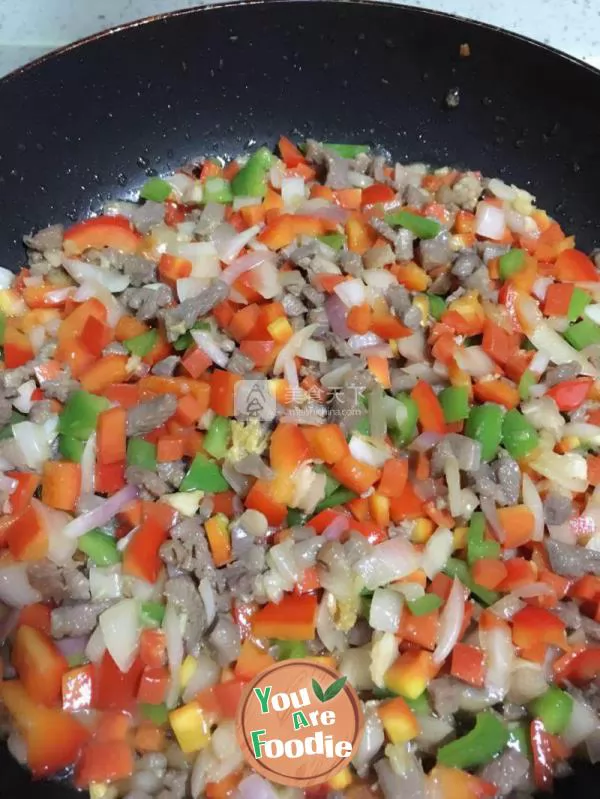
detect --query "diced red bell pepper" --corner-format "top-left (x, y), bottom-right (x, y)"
top-left (278, 136), bottom-right (306, 168)
top-left (270, 423), bottom-right (310, 472)
top-left (12, 625), bottom-right (69, 706)
top-left (139, 629), bottom-right (167, 668)
top-left (76, 740), bottom-right (135, 788)
top-left (244, 479), bottom-right (288, 527)
top-left (197, 679), bottom-right (248, 720)
top-left (251, 594), bottom-right (317, 641)
top-left (6, 471), bottom-right (40, 516)
top-left (361, 184), bottom-right (396, 207)
top-left (546, 378), bottom-right (592, 412)
top-left (530, 718), bottom-right (554, 791)
top-left (398, 609), bottom-right (440, 651)
top-left (411, 380), bottom-right (446, 434)
top-left (181, 345), bottom-right (212, 378)
top-left (62, 664), bottom-right (96, 712)
top-left (234, 639), bottom-right (276, 680)
top-left (6, 503), bottom-right (49, 561)
top-left (512, 606), bottom-right (567, 650)
top-left (158, 253), bottom-right (192, 286)
top-left (544, 282), bottom-right (573, 317)
top-left (80, 354), bottom-right (131, 393)
top-left (209, 369), bottom-right (242, 417)
top-left (428, 766), bottom-right (497, 799)
top-left (58, 297), bottom-right (107, 344)
top-left (97, 406), bottom-right (127, 465)
top-left (137, 666), bottom-right (169, 704)
top-left (450, 643), bottom-right (485, 688)
top-left (80, 313), bottom-right (113, 356)
top-left (378, 696), bottom-right (420, 743)
top-left (95, 461), bottom-right (126, 494)
top-left (555, 249), bottom-right (599, 282)
top-left (556, 647), bottom-right (600, 684)
top-left (63, 215), bottom-right (141, 255)
top-left (1, 680), bottom-right (89, 777)
top-left (331, 454), bottom-right (380, 494)
top-left (390, 482), bottom-right (424, 522)
top-left (123, 516), bottom-right (168, 583)
top-left (4, 327), bottom-right (34, 368)
top-left (308, 424), bottom-right (350, 465)
top-left (95, 652), bottom-right (144, 711)
top-left (17, 603), bottom-right (51, 636)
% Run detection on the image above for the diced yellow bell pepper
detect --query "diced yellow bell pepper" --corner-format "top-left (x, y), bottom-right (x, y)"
top-left (89, 784), bottom-right (118, 799)
top-left (384, 650), bottom-right (435, 700)
top-left (453, 526), bottom-right (468, 550)
top-left (410, 517), bottom-right (434, 544)
top-left (169, 701), bottom-right (211, 753)
top-left (179, 655), bottom-right (198, 690)
top-left (412, 295), bottom-right (429, 325)
top-left (328, 767), bottom-right (353, 790)
top-left (378, 697), bottom-right (420, 743)
top-left (305, 655), bottom-right (338, 670)
top-left (267, 317), bottom-right (293, 344)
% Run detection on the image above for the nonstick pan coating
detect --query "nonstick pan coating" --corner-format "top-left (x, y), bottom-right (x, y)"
top-left (0, 0), bottom-right (599, 795)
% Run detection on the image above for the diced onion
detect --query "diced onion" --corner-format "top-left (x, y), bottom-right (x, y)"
top-left (356, 538), bottom-right (420, 589)
top-left (191, 330), bottom-right (229, 368)
top-left (369, 588), bottom-right (404, 633)
top-left (281, 176), bottom-right (306, 210)
top-left (0, 564), bottom-right (42, 607)
top-left (99, 598), bottom-right (141, 673)
top-left (530, 319), bottom-right (597, 376)
top-left (433, 578), bottom-right (465, 664)
top-left (33, 498), bottom-right (77, 566)
top-left (529, 449), bottom-right (588, 493)
top-left (13, 381), bottom-right (36, 414)
top-left (334, 278), bottom-right (367, 308)
top-left (349, 435), bottom-right (392, 468)
top-left (0, 267), bottom-right (14, 289)
top-left (63, 484), bottom-right (139, 539)
top-left (80, 433), bottom-right (96, 496)
top-left (63, 257), bottom-right (130, 293)
top-left (482, 625), bottom-right (514, 701)
top-left (165, 602), bottom-right (185, 708)
top-left (12, 418), bottom-right (57, 471)
top-left (273, 324), bottom-right (319, 375)
top-left (422, 527), bottom-right (453, 579)
top-left (522, 473), bottom-right (544, 541)
top-left (220, 251), bottom-right (271, 285)
top-left (85, 625), bottom-right (106, 663)
top-left (236, 774), bottom-right (278, 799)
top-left (214, 224), bottom-right (260, 264)
top-left (487, 179), bottom-right (516, 201)
top-left (475, 202), bottom-right (506, 240)
top-left (454, 346), bottom-right (495, 378)
top-left (251, 258), bottom-right (280, 299)
top-left (177, 277), bottom-right (210, 302)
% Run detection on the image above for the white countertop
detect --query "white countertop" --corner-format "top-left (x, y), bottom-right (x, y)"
top-left (0, 0), bottom-right (599, 78)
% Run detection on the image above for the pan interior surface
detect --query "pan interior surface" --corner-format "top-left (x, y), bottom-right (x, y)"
top-left (0, 2), bottom-right (599, 797)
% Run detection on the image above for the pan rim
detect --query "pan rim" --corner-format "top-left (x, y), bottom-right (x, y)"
top-left (1, 0), bottom-right (599, 87)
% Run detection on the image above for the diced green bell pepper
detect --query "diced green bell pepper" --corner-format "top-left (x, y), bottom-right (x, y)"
top-left (530, 686), bottom-right (573, 735)
top-left (231, 147), bottom-right (273, 198)
top-left (439, 386), bottom-right (470, 423)
top-left (141, 601), bottom-right (166, 628)
top-left (354, 417), bottom-right (371, 437)
top-left (518, 369), bottom-right (536, 401)
top-left (313, 487), bottom-right (358, 514)
top-left (324, 143), bottom-right (369, 158)
top-left (564, 318), bottom-right (600, 350)
top-left (318, 233), bottom-right (345, 251)
top-left (59, 434), bottom-right (86, 462)
top-left (568, 287), bottom-right (591, 321)
top-left (0, 410), bottom-right (25, 441)
top-left (465, 403), bottom-right (505, 462)
top-left (405, 691), bottom-right (431, 715)
top-left (444, 557), bottom-right (500, 606)
top-left (173, 321), bottom-right (211, 352)
top-left (498, 249), bottom-right (526, 280)
top-left (59, 390), bottom-right (110, 440)
top-left (124, 329), bottom-right (157, 357)
top-left (392, 392), bottom-right (419, 446)
top-left (426, 293), bottom-right (446, 321)
top-left (467, 512), bottom-right (500, 565)
top-left (203, 415), bottom-right (231, 460)
top-left (437, 711), bottom-right (509, 769)
top-left (78, 530), bottom-right (121, 566)
top-left (385, 210), bottom-right (441, 240)
top-left (180, 454), bottom-right (229, 492)
top-left (140, 703), bottom-right (169, 725)
top-left (502, 409), bottom-right (539, 459)
top-left (274, 640), bottom-right (308, 660)
top-left (139, 177), bottom-right (172, 203)
top-left (407, 594), bottom-right (442, 616)
top-left (127, 438), bottom-right (157, 471)
top-left (203, 177), bottom-right (233, 204)
top-left (287, 508), bottom-right (307, 527)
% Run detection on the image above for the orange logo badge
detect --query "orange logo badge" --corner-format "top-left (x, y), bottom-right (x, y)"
top-left (236, 659), bottom-right (364, 788)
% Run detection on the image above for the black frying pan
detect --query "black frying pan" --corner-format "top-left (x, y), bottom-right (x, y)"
top-left (0, 1), bottom-right (599, 795)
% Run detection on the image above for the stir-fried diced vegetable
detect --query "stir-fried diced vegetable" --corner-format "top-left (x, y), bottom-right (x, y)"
top-left (1, 136), bottom-right (600, 799)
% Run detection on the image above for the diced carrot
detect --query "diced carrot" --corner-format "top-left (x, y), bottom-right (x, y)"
top-left (472, 558), bottom-right (508, 590)
top-left (157, 436), bottom-right (185, 462)
top-left (474, 379), bottom-right (519, 410)
top-left (367, 355), bottom-right (391, 388)
top-left (497, 505), bottom-right (535, 548)
top-left (346, 302), bottom-right (372, 333)
top-left (41, 462), bottom-right (81, 512)
top-left (97, 406), bottom-right (127, 465)
top-left (378, 458), bottom-right (409, 499)
top-left (80, 355), bottom-right (130, 393)
top-left (115, 315), bottom-right (149, 341)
